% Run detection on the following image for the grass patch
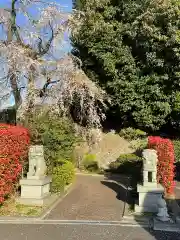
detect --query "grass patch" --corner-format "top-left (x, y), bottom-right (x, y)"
top-left (0, 196), bottom-right (43, 217)
top-left (0, 183), bottom-right (73, 217)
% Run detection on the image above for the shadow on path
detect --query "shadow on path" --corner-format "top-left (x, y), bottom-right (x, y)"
top-left (101, 173), bottom-right (180, 240)
top-left (101, 180), bottom-right (132, 205)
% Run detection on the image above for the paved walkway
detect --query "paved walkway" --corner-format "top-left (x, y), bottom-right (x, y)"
top-left (1, 175), bottom-right (180, 239)
top-left (0, 224), bottom-right (179, 240)
top-left (45, 174), bottom-right (125, 221)
top-left (175, 182), bottom-right (180, 208)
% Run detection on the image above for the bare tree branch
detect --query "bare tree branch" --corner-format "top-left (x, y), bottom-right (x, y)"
top-left (8, 0), bottom-right (22, 43)
top-left (38, 21), bottom-right (54, 56)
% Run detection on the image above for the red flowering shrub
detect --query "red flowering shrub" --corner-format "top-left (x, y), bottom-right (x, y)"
top-left (148, 136), bottom-right (175, 195)
top-left (0, 124), bottom-right (30, 204)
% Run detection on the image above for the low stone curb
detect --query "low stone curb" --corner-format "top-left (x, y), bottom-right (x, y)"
top-left (0, 219), bottom-right (151, 227)
top-left (122, 215), bottom-right (152, 225)
top-left (0, 219), bottom-right (123, 225)
top-left (0, 183), bottom-right (74, 222)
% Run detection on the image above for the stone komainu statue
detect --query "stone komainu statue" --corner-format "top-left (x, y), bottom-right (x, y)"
top-left (27, 145), bottom-right (47, 178)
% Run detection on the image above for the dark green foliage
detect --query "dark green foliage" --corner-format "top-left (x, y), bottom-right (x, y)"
top-left (0, 107), bottom-right (16, 125)
top-left (111, 153), bottom-right (142, 166)
top-left (27, 111), bottom-right (78, 174)
top-left (82, 153), bottom-right (99, 172)
top-left (72, 0), bottom-right (86, 10)
top-left (52, 160), bottom-right (75, 192)
top-left (119, 128), bottom-right (147, 141)
top-left (108, 153), bottom-right (143, 183)
top-left (72, 0), bottom-right (180, 131)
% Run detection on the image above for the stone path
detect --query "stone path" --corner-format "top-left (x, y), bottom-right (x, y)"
top-left (45, 174), bottom-right (125, 221)
top-left (175, 182), bottom-right (180, 208)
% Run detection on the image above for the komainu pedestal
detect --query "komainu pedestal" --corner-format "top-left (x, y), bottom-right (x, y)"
top-left (135, 149), bottom-right (164, 213)
top-left (16, 145), bottom-right (52, 206)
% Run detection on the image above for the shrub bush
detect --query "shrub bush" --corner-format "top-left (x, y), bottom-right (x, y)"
top-left (51, 173), bottom-right (65, 193)
top-left (148, 136), bottom-right (175, 195)
top-left (108, 154), bottom-right (143, 183)
top-left (130, 139), bottom-right (148, 152)
top-left (51, 160), bottom-right (75, 192)
top-left (119, 128), bottom-right (147, 141)
top-left (115, 153), bottom-right (142, 163)
top-left (173, 140), bottom-right (180, 162)
top-left (82, 154), bottom-right (99, 172)
top-left (0, 124), bottom-right (30, 204)
top-left (27, 112), bottom-right (78, 174)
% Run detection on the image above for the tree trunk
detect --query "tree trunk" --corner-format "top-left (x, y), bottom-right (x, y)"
top-left (9, 73), bottom-right (22, 109)
top-left (7, 1), bottom-right (22, 119)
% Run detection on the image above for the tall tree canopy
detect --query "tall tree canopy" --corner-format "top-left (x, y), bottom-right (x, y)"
top-left (0, 0), bottom-right (106, 128)
top-left (72, 0), bottom-right (180, 131)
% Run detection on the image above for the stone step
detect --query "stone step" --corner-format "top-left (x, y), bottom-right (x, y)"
top-left (153, 218), bottom-right (180, 232)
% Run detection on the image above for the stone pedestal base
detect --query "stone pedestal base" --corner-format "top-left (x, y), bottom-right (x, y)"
top-left (135, 184), bottom-right (164, 213)
top-left (153, 218), bottom-right (180, 232)
top-left (16, 176), bottom-right (52, 206)
top-left (176, 216), bottom-right (180, 224)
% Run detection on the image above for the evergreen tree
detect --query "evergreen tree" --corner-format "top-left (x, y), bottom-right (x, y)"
top-left (72, 0), bottom-right (180, 131)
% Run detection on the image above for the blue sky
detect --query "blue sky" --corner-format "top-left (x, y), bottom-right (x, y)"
top-left (0, 0), bottom-right (72, 41)
top-left (0, 0), bottom-right (72, 10)
top-left (0, 0), bottom-right (73, 53)
top-left (0, 0), bottom-right (73, 109)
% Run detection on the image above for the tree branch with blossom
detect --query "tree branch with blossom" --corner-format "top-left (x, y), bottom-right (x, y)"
top-left (0, 0), bottom-right (107, 128)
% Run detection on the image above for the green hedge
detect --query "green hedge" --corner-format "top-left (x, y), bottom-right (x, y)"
top-left (52, 160), bottom-right (75, 193)
top-left (27, 112), bottom-right (79, 174)
top-left (173, 140), bottom-right (180, 162)
top-left (82, 154), bottom-right (99, 172)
